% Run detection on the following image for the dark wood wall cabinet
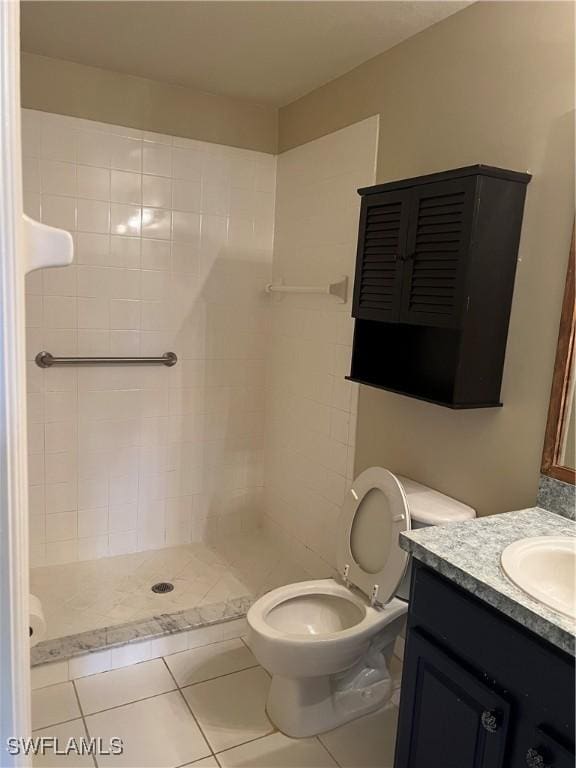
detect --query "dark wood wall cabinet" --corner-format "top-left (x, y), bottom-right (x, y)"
top-left (394, 562), bottom-right (575, 768)
top-left (348, 165), bottom-right (531, 408)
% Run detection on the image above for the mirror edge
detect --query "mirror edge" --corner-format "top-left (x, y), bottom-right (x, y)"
top-left (541, 223), bottom-right (576, 484)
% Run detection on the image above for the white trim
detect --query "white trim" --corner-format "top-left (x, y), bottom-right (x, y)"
top-left (0, 1), bottom-right (32, 764)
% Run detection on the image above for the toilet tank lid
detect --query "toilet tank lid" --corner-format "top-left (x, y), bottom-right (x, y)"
top-left (396, 475), bottom-right (476, 525)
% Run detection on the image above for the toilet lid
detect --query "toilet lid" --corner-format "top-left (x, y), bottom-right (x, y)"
top-left (337, 467), bottom-right (411, 605)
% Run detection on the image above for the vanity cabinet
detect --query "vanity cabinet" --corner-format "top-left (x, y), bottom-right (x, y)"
top-left (394, 562), bottom-right (575, 768)
top-left (348, 165), bottom-right (531, 408)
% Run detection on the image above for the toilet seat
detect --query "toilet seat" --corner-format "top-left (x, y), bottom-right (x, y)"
top-left (337, 467), bottom-right (411, 606)
top-left (247, 579), bottom-right (408, 678)
top-left (251, 579), bottom-right (398, 642)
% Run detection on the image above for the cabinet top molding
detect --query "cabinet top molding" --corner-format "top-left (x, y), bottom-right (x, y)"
top-left (358, 164), bottom-right (532, 197)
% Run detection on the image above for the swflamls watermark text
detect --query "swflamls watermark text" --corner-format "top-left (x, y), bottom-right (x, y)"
top-left (6, 736), bottom-right (123, 756)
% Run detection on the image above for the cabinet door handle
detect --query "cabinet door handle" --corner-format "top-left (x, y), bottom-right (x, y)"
top-left (525, 747), bottom-right (551, 768)
top-left (480, 710), bottom-right (500, 733)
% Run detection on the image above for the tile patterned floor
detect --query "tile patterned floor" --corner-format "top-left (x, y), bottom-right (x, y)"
top-left (31, 531), bottom-right (312, 641)
top-left (31, 636), bottom-right (401, 768)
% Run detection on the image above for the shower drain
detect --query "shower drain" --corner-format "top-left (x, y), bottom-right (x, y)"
top-left (151, 582), bottom-right (174, 594)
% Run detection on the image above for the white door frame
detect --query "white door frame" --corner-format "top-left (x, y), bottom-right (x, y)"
top-left (0, 0), bottom-right (32, 763)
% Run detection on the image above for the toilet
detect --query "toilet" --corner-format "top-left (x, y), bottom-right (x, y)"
top-left (247, 467), bottom-right (475, 737)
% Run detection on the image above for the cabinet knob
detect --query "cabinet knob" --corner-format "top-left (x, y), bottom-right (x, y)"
top-left (525, 748), bottom-right (550, 768)
top-left (480, 710), bottom-right (500, 733)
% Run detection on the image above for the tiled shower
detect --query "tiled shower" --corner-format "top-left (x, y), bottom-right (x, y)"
top-left (22, 108), bottom-right (378, 648)
top-left (23, 108), bottom-right (276, 567)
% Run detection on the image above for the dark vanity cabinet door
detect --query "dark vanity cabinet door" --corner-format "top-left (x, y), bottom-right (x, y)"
top-left (399, 178), bottom-right (475, 328)
top-left (395, 629), bottom-right (511, 768)
top-left (352, 189), bottom-right (410, 322)
top-left (394, 563), bottom-right (575, 768)
top-left (523, 727), bottom-right (576, 768)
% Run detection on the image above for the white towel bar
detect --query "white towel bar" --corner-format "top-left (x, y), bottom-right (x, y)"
top-left (265, 276), bottom-right (348, 303)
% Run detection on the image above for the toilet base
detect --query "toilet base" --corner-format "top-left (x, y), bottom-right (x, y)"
top-left (266, 669), bottom-right (394, 738)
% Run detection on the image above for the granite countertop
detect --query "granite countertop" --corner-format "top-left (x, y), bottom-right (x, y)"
top-left (400, 507), bottom-right (575, 656)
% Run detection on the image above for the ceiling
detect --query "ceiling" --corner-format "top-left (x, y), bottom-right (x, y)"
top-left (20, 1), bottom-right (470, 107)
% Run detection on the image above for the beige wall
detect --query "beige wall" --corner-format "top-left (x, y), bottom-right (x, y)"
top-left (21, 53), bottom-right (278, 154)
top-left (279, 1), bottom-right (575, 516)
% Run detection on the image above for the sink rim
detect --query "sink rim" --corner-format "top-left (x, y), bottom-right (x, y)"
top-left (501, 535), bottom-right (576, 620)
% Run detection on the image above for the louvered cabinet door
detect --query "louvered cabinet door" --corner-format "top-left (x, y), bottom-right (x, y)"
top-left (352, 190), bottom-right (410, 322)
top-left (400, 179), bottom-right (476, 328)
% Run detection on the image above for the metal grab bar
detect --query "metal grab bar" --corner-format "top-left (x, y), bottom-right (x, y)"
top-left (35, 351), bottom-right (178, 368)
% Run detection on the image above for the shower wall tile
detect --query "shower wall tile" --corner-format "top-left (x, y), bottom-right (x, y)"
top-left (263, 117), bottom-right (378, 575)
top-left (23, 109), bottom-right (276, 566)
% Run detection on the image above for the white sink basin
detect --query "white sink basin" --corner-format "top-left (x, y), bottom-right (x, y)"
top-left (501, 536), bottom-right (576, 619)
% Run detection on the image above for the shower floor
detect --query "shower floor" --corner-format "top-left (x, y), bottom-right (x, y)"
top-left (30, 530), bottom-right (312, 643)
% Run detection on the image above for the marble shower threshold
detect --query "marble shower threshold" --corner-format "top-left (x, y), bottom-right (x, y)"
top-left (31, 595), bottom-right (253, 665)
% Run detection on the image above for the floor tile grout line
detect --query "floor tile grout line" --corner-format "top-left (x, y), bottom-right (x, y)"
top-left (71, 678), bottom-right (99, 768)
top-left (32, 713), bottom-right (89, 733)
top-left (239, 635), bottom-right (251, 652)
top-left (161, 656), bottom-right (217, 760)
top-left (315, 735), bottom-right (343, 768)
top-left (176, 662), bottom-right (260, 692)
top-left (39, 633), bottom-right (250, 695)
top-left (72, 685), bottom-right (179, 719)
top-left (211, 727), bottom-right (278, 758)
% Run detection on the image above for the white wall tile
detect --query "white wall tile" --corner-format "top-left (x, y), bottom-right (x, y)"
top-left (77, 165), bottom-right (110, 201)
top-left (78, 297), bottom-right (109, 329)
top-left (77, 232), bottom-right (111, 266)
top-left (77, 130), bottom-right (111, 167)
top-left (172, 211), bottom-right (201, 243)
top-left (110, 135), bottom-right (142, 172)
top-left (111, 171), bottom-right (142, 205)
top-left (41, 160), bottom-right (76, 197)
top-left (263, 117), bottom-right (378, 571)
top-left (78, 534), bottom-right (109, 560)
top-left (172, 179), bottom-right (201, 212)
top-left (172, 147), bottom-right (202, 181)
top-left (43, 265), bottom-right (77, 297)
top-left (141, 208), bottom-right (171, 240)
top-left (141, 239), bottom-right (171, 271)
top-left (46, 538), bottom-right (78, 565)
top-left (77, 199), bottom-right (110, 234)
top-left (45, 481), bottom-right (77, 515)
top-left (25, 108), bottom-right (276, 565)
top-left (42, 121), bottom-right (76, 163)
top-left (111, 203), bottom-right (141, 236)
top-left (143, 175), bottom-right (172, 209)
top-left (110, 235), bottom-right (140, 268)
top-left (143, 142), bottom-right (172, 177)
top-left (78, 507), bottom-right (108, 538)
top-left (46, 511), bottom-right (77, 542)
top-left (41, 195), bottom-right (76, 230)
top-left (43, 296), bottom-right (77, 329)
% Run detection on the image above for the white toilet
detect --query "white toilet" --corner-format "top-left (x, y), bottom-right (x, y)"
top-left (247, 467), bottom-right (475, 737)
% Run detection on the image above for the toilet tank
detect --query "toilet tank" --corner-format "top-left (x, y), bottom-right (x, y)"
top-left (395, 475), bottom-right (476, 601)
